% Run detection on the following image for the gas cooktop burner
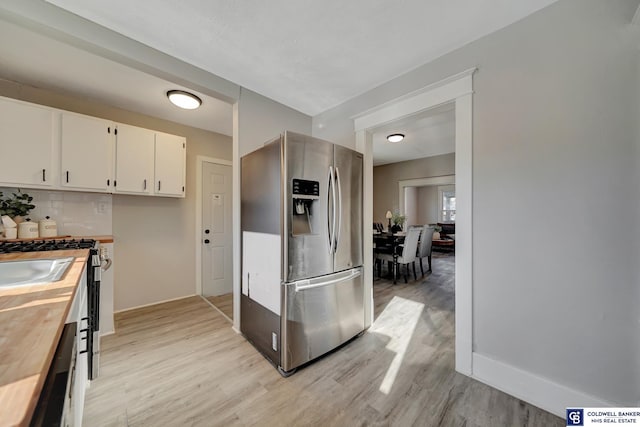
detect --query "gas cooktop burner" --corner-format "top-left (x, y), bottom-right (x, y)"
top-left (0, 239), bottom-right (97, 254)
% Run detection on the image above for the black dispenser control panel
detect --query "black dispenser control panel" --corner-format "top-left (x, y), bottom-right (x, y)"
top-left (292, 179), bottom-right (319, 199)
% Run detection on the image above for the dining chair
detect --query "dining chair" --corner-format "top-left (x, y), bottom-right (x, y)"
top-left (373, 236), bottom-right (393, 278)
top-left (378, 227), bottom-right (421, 283)
top-left (416, 225), bottom-right (435, 276)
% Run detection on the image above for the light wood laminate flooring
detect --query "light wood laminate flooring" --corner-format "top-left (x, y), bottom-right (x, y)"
top-left (205, 293), bottom-right (233, 320)
top-left (84, 254), bottom-right (562, 426)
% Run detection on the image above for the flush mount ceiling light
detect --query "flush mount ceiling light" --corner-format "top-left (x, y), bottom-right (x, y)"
top-left (167, 90), bottom-right (202, 110)
top-left (386, 133), bottom-right (405, 143)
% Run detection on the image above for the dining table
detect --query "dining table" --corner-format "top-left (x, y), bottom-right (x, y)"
top-left (373, 231), bottom-right (406, 283)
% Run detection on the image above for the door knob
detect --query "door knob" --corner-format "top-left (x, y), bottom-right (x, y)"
top-left (205, 229), bottom-right (210, 234)
top-left (204, 239), bottom-right (210, 244)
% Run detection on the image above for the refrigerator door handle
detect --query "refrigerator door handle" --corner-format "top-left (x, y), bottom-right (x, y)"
top-left (334, 167), bottom-right (342, 253)
top-left (293, 268), bottom-right (361, 292)
top-left (327, 166), bottom-right (336, 254)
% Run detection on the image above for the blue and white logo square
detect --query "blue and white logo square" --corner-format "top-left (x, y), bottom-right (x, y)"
top-left (566, 408), bottom-right (583, 426)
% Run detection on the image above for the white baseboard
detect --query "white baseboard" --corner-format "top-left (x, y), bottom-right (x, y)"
top-left (100, 330), bottom-right (115, 337)
top-left (472, 353), bottom-right (613, 417)
top-left (113, 294), bottom-right (197, 314)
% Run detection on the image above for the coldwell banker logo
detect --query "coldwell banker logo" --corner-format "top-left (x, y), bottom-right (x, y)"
top-left (566, 408), bottom-right (584, 426)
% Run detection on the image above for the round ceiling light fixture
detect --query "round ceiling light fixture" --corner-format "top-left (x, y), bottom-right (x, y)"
top-left (167, 90), bottom-right (202, 110)
top-left (386, 133), bottom-right (405, 143)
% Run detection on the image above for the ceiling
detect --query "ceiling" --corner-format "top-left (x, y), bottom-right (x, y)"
top-left (0, 1), bottom-right (559, 161)
top-left (371, 103), bottom-right (455, 166)
top-left (43, 0), bottom-right (558, 116)
top-left (0, 17), bottom-right (233, 136)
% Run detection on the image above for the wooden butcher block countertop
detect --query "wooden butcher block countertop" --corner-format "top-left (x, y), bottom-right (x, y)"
top-left (0, 249), bottom-right (89, 427)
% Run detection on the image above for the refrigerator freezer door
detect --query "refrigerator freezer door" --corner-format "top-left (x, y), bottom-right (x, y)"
top-left (281, 267), bottom-right (364, 372)
top-left (333, 145), bottom-right (363, 272)
top-left (284, 132), bottom-right (334, 282)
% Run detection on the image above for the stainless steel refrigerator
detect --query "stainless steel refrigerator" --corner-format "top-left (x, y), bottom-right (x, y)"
top-left (241, 131), bottom-right (363, 375)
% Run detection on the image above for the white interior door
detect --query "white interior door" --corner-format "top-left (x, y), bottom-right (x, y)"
top-left (202, 162), bottom-right (233, 297)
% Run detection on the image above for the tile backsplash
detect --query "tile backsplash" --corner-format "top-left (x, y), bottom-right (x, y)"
top-left (1, 187), bottom-right (112, 236)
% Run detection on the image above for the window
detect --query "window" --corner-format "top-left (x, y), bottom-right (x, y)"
top-left (439, 186), bottom-right (456, 222)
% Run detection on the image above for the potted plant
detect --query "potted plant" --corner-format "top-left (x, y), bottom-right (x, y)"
top-left (390, 212), bottom-right (406, 233)
top-left (0, 190), bottom-right (36, 223)
top-left (432, 224), bottom-right (442, 240)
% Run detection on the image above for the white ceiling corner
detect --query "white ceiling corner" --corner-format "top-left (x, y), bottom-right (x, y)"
top-left (0, 0), bottom-right (561, 147)
top-left (42, 0), bottom-right (559, 116)
top-left (0, 17), bottom-right (233, 136)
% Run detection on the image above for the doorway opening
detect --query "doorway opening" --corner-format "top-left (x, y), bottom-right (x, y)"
top-left (195, 156), bottom-right (234, 321)
top-left (370, 100), bottom-right (457, 321)
top-left (354, 68), bottom-right (475, 375)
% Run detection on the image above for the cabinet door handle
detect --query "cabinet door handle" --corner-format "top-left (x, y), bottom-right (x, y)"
top-left (42, 169), bottom-right (46, 182)
top-left (158, 181), bottom-right (161, 191)
top-left (143, 179), bottom-right (147, 190)
top-left (66, 171), bottom-right (69, 183)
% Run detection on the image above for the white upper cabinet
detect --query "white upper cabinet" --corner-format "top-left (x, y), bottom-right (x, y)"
top-left (0, 96), bottom-right (187, 197)
top-left (114, 123), bottom-right (155, 195)
top-left (61, 112), bottom-right (113, 192)
top-left (0, 97), bottom-right (54, 187)
top-left (154, 132), bottom-right (186, 197)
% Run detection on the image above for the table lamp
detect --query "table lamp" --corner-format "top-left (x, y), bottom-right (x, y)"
top-left (385, 210), bottom-right (393, 231)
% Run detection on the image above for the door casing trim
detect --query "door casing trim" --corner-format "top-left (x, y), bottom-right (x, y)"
top-left (398, 175), bottom-right (456, 216)
top-left (354, 67), bottom-right (475, 376)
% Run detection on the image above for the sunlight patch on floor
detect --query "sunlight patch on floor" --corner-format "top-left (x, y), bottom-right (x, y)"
top-left (369, 295), bottom-right (424, 394)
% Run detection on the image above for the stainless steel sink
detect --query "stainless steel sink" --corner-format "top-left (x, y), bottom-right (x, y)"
top-left (0, 257), bottom-right (74, 288)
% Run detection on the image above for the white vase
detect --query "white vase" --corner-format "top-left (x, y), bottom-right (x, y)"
top-left (433, 231), bottom-right (440, 240)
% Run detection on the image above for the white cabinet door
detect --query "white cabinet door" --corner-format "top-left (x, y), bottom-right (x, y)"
top-left (0, 97), bottom-right (54, 187)
top-left (114, 123), bottom-right (154, 195)
top-left (154, 132), bottom-right (186, 197)
top-left (61, 113), bottom-right (113, 192)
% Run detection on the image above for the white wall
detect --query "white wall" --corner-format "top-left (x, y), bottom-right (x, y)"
top-left (111, 133), bottom-right (230, 311)
top-left (403, 186), bottom-right (418, 227)
top-left (417, 186), bottom-right (438, 225)
top-left (0, 188), bottom-right (112, 236)
top-left (232, 88), bottom-right (311, 330)
top-left (236, 88), bottom-right (311, 157)
top-left (313, 0), bottom-right (640, 408)
top-left (635, 45), bottom-right (640, 406)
